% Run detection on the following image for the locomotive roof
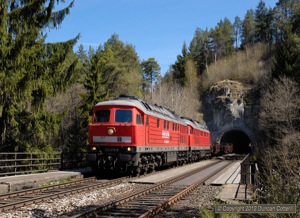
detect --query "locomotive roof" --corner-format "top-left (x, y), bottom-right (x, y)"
top-left (181, 117), bottom-right (209, 132)
top-left (195, 121), bottom-right (209, 132)
top-left (94, 95), bottom-right (186, 125)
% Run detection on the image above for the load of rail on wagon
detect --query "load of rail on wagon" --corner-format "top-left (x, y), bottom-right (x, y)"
top-left (86, 94), bottom-right (211, 175)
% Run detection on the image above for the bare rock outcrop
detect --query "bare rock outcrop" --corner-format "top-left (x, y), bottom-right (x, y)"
top-left (202, 80), bottom-right (259, 149)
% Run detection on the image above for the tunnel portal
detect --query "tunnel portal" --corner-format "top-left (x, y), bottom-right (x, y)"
top-left (220, 130), bottom-right (251, 154)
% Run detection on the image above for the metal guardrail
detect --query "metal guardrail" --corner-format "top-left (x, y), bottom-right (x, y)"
top-left (0, 152), bottom-right (88, 177)
top-left (0, 152), bottom-right (60, 176)
top-left (240, 154), bottom-right (257, 191)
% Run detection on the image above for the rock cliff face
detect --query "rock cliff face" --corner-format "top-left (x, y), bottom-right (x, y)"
top-left (202, 80), bottom-right (259, 152)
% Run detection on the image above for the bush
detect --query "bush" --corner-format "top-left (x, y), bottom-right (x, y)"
top-left (202, 43), bottom-right (272, 91)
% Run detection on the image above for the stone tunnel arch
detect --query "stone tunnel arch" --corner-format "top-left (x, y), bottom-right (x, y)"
top-left (216, 127), bottom-right (255, 154)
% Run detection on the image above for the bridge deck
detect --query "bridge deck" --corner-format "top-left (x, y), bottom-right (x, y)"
top-left (210, 161), bottom-right (241, 185)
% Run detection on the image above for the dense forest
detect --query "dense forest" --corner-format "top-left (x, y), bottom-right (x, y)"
top-left (0, 0), bottom-right (299, 214)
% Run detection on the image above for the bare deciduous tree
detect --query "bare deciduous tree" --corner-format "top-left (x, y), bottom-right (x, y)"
top-left (151, 81), bottom-right (202, 121)
top-left (257, 132), bottom-right (300, 217)
top-left (259, 77), bottom-right (300, 142)
top-left (258, 77), bottom-right (300, 216)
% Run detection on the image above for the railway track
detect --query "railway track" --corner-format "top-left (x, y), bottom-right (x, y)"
top-left (0, 176), bottom-right (125, 212)
top-left (68, 160), bottom-right (233, 217)
top-left (0, 156), bottom-right (244, 217)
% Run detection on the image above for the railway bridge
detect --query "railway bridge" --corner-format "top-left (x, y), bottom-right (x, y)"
top-left (203, 80), bottom-right (259, 154)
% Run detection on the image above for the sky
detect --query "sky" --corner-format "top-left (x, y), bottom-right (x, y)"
top-left (46, 0), bottom-right (278, 75)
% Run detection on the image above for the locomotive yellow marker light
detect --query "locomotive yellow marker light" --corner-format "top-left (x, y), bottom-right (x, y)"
top-left (107, 128), bottom-right (114, 135)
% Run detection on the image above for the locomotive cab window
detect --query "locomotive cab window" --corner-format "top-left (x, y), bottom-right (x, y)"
top-left (94, 110), bottom-right (110, 122)
top-left (136, 114), bottom-right (143, 125)
top-left (115, 110), bottom-right (132, 123)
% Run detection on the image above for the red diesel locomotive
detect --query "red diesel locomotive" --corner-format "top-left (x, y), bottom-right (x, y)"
top-left (86, 95), bottom-right (211, 175)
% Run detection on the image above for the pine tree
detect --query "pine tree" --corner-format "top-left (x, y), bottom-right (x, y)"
top-left (272, 27), bottom-right (300, 84)
top-left (79, 33), bottom-right (143, 120)
top-left (77, 44), bottom-right (89, 69)
top-left (0, 0), bottom-right (79, 152)
top-left (80, 46), bottom-right (109, 119)
top-left (209, 18), bottom-right (234, 61)
top-left (276, 0), bottom-right (299, 20)
top-left (222, 17), bottom-right (235, 56)
top-left (78, 46), bottom-right (109, 150)
top-left (141, 57), bottom-right (161, 99)
top-left (102, 34), bottom-right (142, 97)
top-left (189, 28), bottom-right (212, 75)
top-left (291, 2), bottom-right (300, 34)
top-left (266, 7), bottom-right (276, 46)
top-left (233, 16), bottom-right (242, 50)
top-left (241, 9), bottom-right (256, 48)
top-left (254, 0), bottom-right (275, 46)
top-left (272, 0), bottom-right (300, 84)
top-left (171, 42), bottom-right (190, 86)
top-left (274, 0), bottom-right (300, 41)
top-left (76, 44), bottom-right (89, 81)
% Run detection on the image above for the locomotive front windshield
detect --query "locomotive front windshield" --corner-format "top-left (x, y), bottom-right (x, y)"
top-left (115, 109), bottom-right (132, 123)
top-left (94, 110), bottom-right (110, 122)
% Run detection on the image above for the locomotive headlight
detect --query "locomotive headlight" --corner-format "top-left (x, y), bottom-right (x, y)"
top-left (107, 128), bottom-right (114, 135)
top-left (127, 147), bottom-right (132, 152)
top-left (91, 147), bottom-right (97, 151)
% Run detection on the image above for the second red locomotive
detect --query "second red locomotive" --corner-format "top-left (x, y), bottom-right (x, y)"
top-left (86, 95), bottom-right (211, 175)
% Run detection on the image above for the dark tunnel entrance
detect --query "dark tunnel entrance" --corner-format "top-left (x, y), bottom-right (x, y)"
top-left (220, 130), bottom-right (251, 154)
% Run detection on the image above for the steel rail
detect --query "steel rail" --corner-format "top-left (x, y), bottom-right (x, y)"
top-left (69, 160), bottom-right (230, 217)
top-left (138, 162), bottom-right (230, 218)
top-left (0, 177), bottom-right (96, 201)
top-left (0, 177), bottom-right (126, 212)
